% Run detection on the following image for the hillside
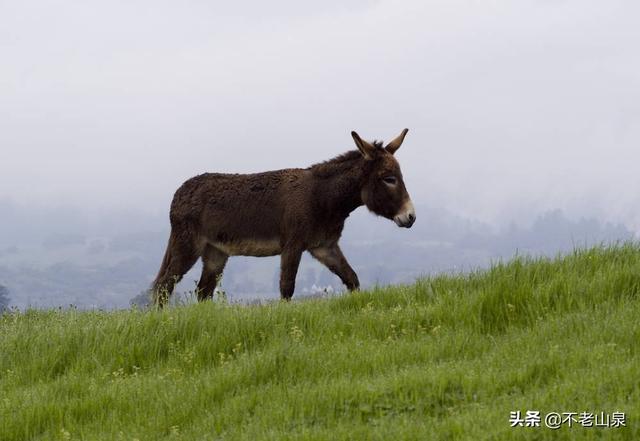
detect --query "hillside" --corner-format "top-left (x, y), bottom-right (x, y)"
top-left (1, 244), bottom-right (639, 440)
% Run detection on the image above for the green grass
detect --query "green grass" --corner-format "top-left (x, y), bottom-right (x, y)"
top-left (1, 243), bottom-right (639, 440)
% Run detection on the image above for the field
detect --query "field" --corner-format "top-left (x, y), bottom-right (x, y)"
top-left (1, 244), bottom-right (639, 440)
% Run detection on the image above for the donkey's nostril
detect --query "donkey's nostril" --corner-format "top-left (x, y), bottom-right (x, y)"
top-left (408, 213), bottom-right (415, 223)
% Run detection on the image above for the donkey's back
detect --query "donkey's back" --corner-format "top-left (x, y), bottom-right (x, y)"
top-left (171, 168), bottom-right (311, 252)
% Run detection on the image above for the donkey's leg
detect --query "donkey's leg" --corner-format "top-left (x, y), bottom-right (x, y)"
top-left (280, 247), bottom-right (303, 300)
top-left (152, 227), bottom-right (201, 307)
top-left (309, 244), bottom-right (360, 291)
top-left (196, 245), bottom-right (229, 301)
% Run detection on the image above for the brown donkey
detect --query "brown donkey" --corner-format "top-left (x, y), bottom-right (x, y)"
top-left (152, 129), bottom-right (416, 306)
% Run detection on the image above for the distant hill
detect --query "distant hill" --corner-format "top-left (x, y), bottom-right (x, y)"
top-left (0, 201), bottom-right (634, 308)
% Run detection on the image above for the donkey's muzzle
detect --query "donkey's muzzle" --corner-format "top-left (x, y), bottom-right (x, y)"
top-left (394, 200), bottom-right (416, 228)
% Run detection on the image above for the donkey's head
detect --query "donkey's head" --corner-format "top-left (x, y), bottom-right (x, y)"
top-left (351, 129), bottom-right (416, 228)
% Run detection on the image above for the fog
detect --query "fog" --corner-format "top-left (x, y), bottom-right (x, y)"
top-left (1, 1), bottom-right (639, 307)
top-left (2, 0), bottom-right (639, 225)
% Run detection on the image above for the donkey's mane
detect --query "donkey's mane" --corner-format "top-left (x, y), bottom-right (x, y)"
top-left (309, 141), bottom-right (383, 178)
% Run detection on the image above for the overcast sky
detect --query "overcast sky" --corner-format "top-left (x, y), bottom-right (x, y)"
top-left (1, 0), bottom-right (639, 229)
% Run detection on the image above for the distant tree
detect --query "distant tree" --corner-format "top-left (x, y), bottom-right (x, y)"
top-left (0, 284), bottom-right (10, 312)
top-left (130, 290), bottom-right (152, 309)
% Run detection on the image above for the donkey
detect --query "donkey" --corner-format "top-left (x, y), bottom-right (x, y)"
top-left (151, 129), bottom-right (415, 306)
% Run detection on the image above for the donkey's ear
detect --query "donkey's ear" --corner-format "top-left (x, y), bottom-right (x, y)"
top-left (385, 128), bottom-right (409, 155)
top-left (351, 131), bottom-right (376, 160)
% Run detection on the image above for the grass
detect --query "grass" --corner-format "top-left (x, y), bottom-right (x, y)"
top-left (1, 243), bottom-right (639, 440)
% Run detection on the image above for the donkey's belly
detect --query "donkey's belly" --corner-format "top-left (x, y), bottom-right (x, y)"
top-left (212, 239), bottom-right (282, 257)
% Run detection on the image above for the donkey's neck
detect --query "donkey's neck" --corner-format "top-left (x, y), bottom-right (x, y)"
top-left (317, 174), bottom-right (364, 217)
top-left (310, 153), bottom-right (370, 220)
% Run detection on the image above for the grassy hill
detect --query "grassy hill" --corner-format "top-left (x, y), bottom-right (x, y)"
top-left (1, 244), bottom-right (639, 440)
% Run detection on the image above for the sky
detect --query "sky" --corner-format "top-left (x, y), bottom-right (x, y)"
top-left (2, 0), bottom-right (640, 230)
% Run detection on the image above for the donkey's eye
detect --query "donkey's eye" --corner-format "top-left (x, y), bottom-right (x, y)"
top-left (382, 176), bottom-right (397, 185)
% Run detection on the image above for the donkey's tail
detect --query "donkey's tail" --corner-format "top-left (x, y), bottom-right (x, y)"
top-left (150, 232), bottom-right (176, 305)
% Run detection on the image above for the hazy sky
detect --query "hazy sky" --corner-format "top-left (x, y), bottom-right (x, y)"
top-left (2, 1), bottom-right (639, 229)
